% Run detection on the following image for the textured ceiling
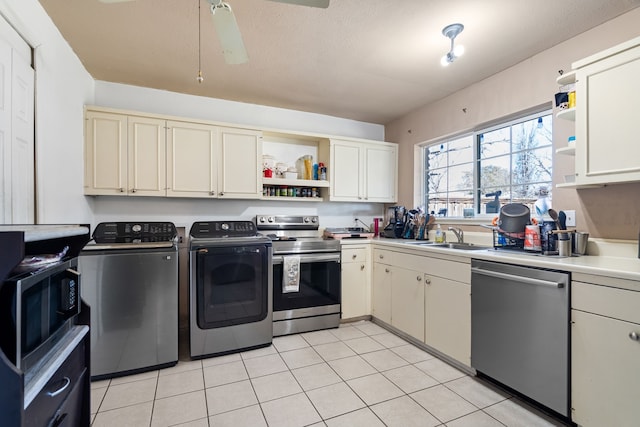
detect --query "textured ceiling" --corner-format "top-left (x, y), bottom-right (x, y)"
top-left (39, 0), bottom-right (640, 124)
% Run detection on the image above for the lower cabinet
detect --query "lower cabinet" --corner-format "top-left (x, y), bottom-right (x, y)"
top-left (341, 246), bottom-right (370, 319)
top-left (391, 266), bottom-right (425, 342)
top-left (571, 278), bottom-right (640, 427)
top-left (372, 249), bottom-right (393, 324)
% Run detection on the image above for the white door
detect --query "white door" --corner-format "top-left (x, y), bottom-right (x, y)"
top-left (84, 111), bottom-right (128, 195)
top-left (218, 127), bottom-right (261, 199)
top-left (127, 116), bottom-right (166, 196)
top-left (330, 140), bottom-right (361, 201)
top-left (0, 39), bottom-right (11, 223)
top-left (364, 144), bottom-right (397, 202)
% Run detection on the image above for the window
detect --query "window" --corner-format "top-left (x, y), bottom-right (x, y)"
top-left (423, 111), bottom-right (553, 218)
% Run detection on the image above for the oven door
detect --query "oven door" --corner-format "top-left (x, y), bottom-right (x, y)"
top-left (193, 243), bottom-right (270, 329)
top-left (272, 253), bottom-right (341, 312)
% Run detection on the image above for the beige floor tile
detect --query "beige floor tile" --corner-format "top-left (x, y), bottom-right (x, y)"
top-left (109, 369), bottom-right (158, 386)
top-left (240, 344), bottom-right (277, 360)
top-left (90, 379), bottom-right (110, 390)
top-left (308, 423), bottom-right (328, 427)
top-left (250, 371), bottom-right (302, 402)
top-left (324, 407), bottom-right (385, 427)
top-left (280, 347), bottom-right (324, 370)
top-left (330, 325), bottom-right (367, 341)
top-left (327, 355), bottom-right (376, 380)
top-left (390, 343), bottom-right (435, 364)
top-left (446, 376), bottom-right (510, 409)
top-left (351, 321), bottom-right (388, 336)
top-left (205, 380), bottom-right (258, 416)
top-left (208, 404), bottom-right (267, 427)
top-left (313, 341), bottom-right (357, 361)
top-left (172, 418), bottom-right (209, 427)
top-left (346, 373), bottom-right (404, 405)
top-left (342, 336), bottom-right (385, 354)
top-left (370, 395), bottom-right (441, 427)
top-left (306, 382), bottom-right (366, 419)
top-left (156, 368), bottom-right (205, 399)
top-left (158, 359), bottom-right (202, 376)
top-left (301, 329), bottom-right (340, 346)
top-left (273, 334), bottom-right (310, 352)
top-left (446, 410), bottom-right (505, 427)
top-left (261, 392), bottom-right (322, 427)
top-left (203, 360), bottom-right (248, 388)
top-left (291, 362), bottom-right (343, 391)
top-left (382, 364), bottom-right (439, 393)
top-left (360, 349), bottom-right (409, 371)
top-left (92, 401), bottom-right (153, 427)
top-left (151, 390), bottom-right (208, 427)
top-left (201, 352), bottom-right (242, 367)
top-left (410, 384), bottom-right (477, 423)
top-left (243, 353), bottom-right (288, 378)
top-left (414, 357), bottom-right (467, 383)
top-left (370, 332), bottom-right (410, 348)
top-left (90, 386), bottom-right (108, 414)
top-left (100, 377), bottom-right (157, 411)
top-left (483, 398), bottom-right (564, 427)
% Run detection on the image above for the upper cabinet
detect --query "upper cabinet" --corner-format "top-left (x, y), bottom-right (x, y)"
top-left (84, 111), bottom-right (166, 196)
top-left (166, 121), bottom-right (262, 199)
top-left (559, 36), bottom-right (640, 187)
top-left (329, 139), bottom-right (397, 203)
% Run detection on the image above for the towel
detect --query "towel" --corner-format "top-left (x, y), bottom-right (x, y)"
top-left (282, 256), bottom-right (300, 293)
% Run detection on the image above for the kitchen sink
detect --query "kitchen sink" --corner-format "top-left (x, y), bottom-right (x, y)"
top-left (406, 241), bottom-right (491, 250)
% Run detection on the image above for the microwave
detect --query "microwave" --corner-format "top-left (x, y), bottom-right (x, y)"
top-left (0, 258), bottom-right (80, 372)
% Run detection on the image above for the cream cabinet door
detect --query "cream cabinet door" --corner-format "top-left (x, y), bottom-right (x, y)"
top-left (341, 246), bottom-right (370, 319)
top-left (127, 116), bottom-right (166, 196)
top-left (575, 42), bottom-right (640, 185)
top-left (364, 143), bottom-right (397, 203)
top-left (218, 127), bottom-right (262, 199)
top-left (571, 309), bottom-right (640, 427)
top-left (372, 261), bottom-right (392, 324)
top-left (391, 267), bottom-right (425, 341)
top-left (330, 140), bottom-right (362, 201)
top-left (425, 276), bottom-right (470, 366)
top-left (166, 121), bottom-right (218, 198)
top-left (84, 111), bottom-right (127, 195)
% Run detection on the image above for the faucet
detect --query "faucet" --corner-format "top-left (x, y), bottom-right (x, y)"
top-left (448, 226), bottom-right (464, 243)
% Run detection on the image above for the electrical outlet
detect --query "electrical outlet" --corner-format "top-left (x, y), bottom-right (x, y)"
top-left (565, 210), bottom-right (576, 227)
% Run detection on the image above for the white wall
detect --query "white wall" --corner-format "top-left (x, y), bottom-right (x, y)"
top-left (0, 0), bottom-right (95, 225)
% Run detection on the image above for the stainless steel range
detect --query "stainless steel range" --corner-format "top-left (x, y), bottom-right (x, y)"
top-left (256, 215), bottom-right (341, 336)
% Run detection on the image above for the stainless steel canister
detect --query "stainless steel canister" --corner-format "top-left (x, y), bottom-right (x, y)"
top-left (574, 231), bottom-right (589, 255)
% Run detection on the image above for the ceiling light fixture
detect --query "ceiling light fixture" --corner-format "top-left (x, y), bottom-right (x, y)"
top-left (440, 23), bottom-right (465, 67)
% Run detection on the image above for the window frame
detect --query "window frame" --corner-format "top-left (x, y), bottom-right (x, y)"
top-left (419, 108), bottom-right (553, 221)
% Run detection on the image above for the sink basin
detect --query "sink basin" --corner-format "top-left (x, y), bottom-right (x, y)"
top-left (407, 241), bottom-right (491, 250)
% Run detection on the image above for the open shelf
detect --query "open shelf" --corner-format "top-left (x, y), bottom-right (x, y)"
top-left (556, 70), bottom-right (576, 85)
top-left (261, 196), bottom-right (324, 202)
top-left (556, 146), bottom-right (576, 156)
top-left (556, 107), bottom-right (576, 121)
top-left (262, 177), bottom-right (330, 188)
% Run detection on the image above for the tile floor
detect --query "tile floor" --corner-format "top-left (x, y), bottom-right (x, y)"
top-left (90, 320), bottom-right (566, 427)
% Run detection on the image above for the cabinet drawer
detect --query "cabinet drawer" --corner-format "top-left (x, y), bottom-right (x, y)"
top-left (572, 281), bottom-right (640, 324)
top-left (342, 247), bottom-right (368, 263)
top-left (373, 248), bottom-right (394, 264)
top-left (395, 253), bottom-right (470, 284)
top-left (25, 340), bottom-right (86, 427)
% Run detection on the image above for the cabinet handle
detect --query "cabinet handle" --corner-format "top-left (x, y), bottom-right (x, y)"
top-left (119, 188), bottom-right (124, 193)
top-left (209, 191), bottom-right (215, 196)
top-left (360, 264), bottom-right (365, 271)
top-left (219, 192), bottom-right (224, 196)
top-left (131, 188), bottom-right (137, 193)
top-left (46, 376), bottom-right (71, 397)
top-left (385, 268), bottom-right (390, 273)
top-left (416, 275), bottom-right (422, 281)
top-left (379, 254), bottom-right (384, 259)
top-left (425, 277), bottom-right (431, 284)
top-left (352, 254), bottom-right (357, 260)
top-left (630, 331), bottom-right (639, 341)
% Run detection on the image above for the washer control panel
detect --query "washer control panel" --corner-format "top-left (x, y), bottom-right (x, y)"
top-left (190, 221), bottom-right (257, 238)
top-left (92, 222), bottom-right (177, 243)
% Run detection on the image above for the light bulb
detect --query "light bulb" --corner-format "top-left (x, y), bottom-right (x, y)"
top-left (440, 55), bottom-right (450, 67)
top-left (453, 44), bottom-right (465, 58)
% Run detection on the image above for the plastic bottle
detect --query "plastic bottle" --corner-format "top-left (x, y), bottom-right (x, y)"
top-left (435, 224), bottom-right (444, 243)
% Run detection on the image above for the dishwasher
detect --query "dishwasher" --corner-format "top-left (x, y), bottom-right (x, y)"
top-left (471, 259), bottom-right (570, 418)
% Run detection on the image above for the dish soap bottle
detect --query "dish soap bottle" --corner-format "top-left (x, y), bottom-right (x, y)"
top-left (435, 224), bottom-right (444, 243)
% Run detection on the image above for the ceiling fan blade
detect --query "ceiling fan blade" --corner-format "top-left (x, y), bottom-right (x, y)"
top-left (267, 0), bottom-right (329, 8)
top-left (210, 2), bottom-right (249, 64)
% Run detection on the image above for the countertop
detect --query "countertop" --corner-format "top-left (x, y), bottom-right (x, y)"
top-left (339, 236), bottom-right (640, 282)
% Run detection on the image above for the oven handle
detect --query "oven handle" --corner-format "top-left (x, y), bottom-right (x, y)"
top-left (471, 267), bottom-right (564, 288)
top-left (272, 253), bottom-right (341, 264)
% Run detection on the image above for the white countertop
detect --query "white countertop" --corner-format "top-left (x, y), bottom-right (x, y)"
top-left (340, 237), bottom-right (640, 282)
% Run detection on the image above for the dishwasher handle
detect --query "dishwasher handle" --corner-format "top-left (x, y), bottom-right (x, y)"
top-left (471, 267), bottom-right (564, 288)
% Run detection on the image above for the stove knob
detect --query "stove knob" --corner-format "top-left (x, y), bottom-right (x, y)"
top-left (267, 217), bottom-right (275, 223)
top-left (258, 217), bottom-right (265, 223)
top-left (311, 217), bottom-right (318, 223)
top-left (304, 217), bottom-right (310, 223)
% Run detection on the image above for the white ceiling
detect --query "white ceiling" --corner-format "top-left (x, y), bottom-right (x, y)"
top-left (39, 0), bottom-right (640, 124)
